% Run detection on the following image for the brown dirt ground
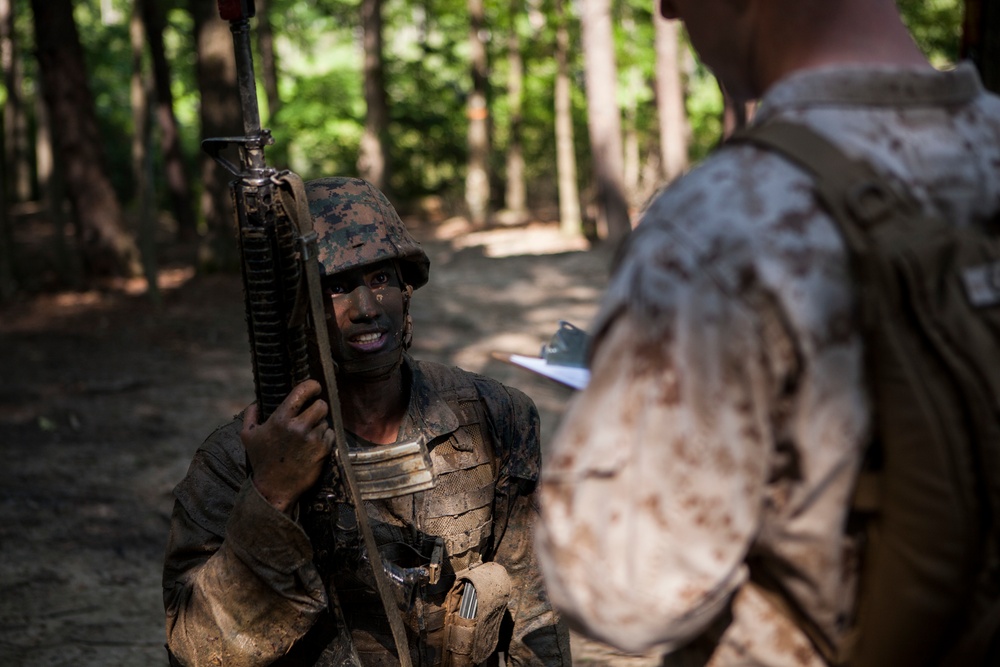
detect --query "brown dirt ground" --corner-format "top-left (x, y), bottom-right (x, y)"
top-left (0, 215), bottom-right (661, 667)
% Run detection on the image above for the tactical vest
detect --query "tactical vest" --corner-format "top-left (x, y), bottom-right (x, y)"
top-left (300, 374), bottom-right (502, 667)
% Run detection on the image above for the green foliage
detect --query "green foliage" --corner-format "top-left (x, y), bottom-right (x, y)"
top-left (684, 57), bottom-right (724, 162)
top-left (13, 0), bottom-right (969, 225)
top-left (162, 8), bottom-right (200, 160)
top-left (273, 64), bottom-right (365, 179)
top-left (72, 0), bottom-right (136, 200)
top-left (897, 0), bottom-right (963, 67)
top-left (382, 0), bottom-right (473, 201)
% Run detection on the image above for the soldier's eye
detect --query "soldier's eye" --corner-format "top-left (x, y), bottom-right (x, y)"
top-left (371, 271), bottom-right (390, 287)
top-left (324, 283), bottom-right (347, 296)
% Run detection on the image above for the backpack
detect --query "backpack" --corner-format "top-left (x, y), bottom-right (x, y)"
top-left (731, 121), bottom-right (1000, 666)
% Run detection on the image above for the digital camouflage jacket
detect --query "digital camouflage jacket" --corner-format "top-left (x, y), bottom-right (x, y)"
top-left (164, 357), bottom-right (571, 667)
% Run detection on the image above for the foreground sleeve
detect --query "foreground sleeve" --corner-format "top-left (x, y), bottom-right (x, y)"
top-left (535, 237), bottom-right (790, 654)
top-left (483, 384), bottom-right (573, 667)
top-left (162, 419), bottom-right (328, 667)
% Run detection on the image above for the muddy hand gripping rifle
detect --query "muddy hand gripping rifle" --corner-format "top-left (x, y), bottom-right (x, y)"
top-left (203, 3), bottom-right (413, 665)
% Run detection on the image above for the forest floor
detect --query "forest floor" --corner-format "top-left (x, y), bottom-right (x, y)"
top-left (0, 212), bottom-right (661, 667)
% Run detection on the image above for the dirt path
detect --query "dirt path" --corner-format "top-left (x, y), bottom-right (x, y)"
top-left (0, 220), bottom-right (659, 667)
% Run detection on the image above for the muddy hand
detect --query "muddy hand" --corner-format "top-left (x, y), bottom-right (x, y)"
top-left (241, 380), bottom-right (331, 514)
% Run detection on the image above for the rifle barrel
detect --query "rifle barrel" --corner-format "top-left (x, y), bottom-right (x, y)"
top-left (228, 18), bottom-right (267, 172)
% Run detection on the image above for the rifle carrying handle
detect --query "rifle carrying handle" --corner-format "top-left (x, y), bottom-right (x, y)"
top-left (218, 0), bottom-right (255, 21)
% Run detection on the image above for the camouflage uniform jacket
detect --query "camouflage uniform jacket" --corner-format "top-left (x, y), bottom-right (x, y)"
top-left (536, 63), bottom-right (1000, 666)
top-left (164, 356), bottom-right (571, 667)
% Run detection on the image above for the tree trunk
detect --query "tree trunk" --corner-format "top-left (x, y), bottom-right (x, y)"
top-left (620, 12), bottom-right (640, 203)
top-left (465, 0), bottom-right (491, 226)
top-left (503, 0), bottom-right (526, 220)
top-left (720, 81), bottom-right (753, 140)
top-left (554, 0), bottom-right (582, 237)
top-left (963, 0), bottom-right (1000, 93)
top-left (580, 0), bottom-right (630, 242)
top-left (190, 0), bottom-right (241, 272)
top-left (36, 75), bottom-right (81, 288)
top-left (359, 0), bottom-right (390, 193)
top-left (2, 0), bottom-right (32, 202)
top-left (623, 105), bottom-right (640, 200)
top-left (0, 161), bottom-right (11, 301)
top-left (141, 0), bottom-right (197, 242)
top-left (30, 0), bottom-right (141, 279)
top-left (255, 0), bottom-right (282, 121)
top-left (131, 1), bottom-right (160, 304)
top-left (654, 14), bottom-right (688, 182)
top-left (0, 102), bottom-right (12, 299)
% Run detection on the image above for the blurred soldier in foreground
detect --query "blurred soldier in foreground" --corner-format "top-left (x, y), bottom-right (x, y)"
top-left (536, 0), bottom-right (1000, 665)
top-left (164, 177), bottom-right (571, 667)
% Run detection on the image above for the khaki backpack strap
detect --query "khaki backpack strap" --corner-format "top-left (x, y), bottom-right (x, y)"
top-left (730, 122), bottom-right (1000, 666)
top-left (730, 121), bottom-right (923, 254)
top-left (274, 170), bottom-right (414, 667)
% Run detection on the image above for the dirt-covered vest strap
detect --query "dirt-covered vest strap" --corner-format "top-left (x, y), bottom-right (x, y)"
top-left (419, 391), bottom-right (500, 572)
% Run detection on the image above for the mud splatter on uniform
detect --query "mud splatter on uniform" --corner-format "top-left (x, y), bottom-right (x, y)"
top-left (164, 356), bottom-right (570, 667)
top-left (536, 64), bottom-right (1000, 666)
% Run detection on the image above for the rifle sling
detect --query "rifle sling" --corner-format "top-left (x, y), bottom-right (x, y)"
top-left (276, 171), bottom-right (415, 667)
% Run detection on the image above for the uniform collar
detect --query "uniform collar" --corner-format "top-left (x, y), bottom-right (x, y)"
top-left (754, 61), bottom-right (983, 124)
top-left (399, 355), bottom-right (460, 443)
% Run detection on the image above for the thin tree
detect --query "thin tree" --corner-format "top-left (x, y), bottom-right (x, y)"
top-left (255, 0), bottom-right (281, 122)
top-left (2, 0), bottom-right (31, 202)
top-left (963, 0), bottom-right (1000, 93)
top-left (36, 76), bottom-right (80, 288)
top-left (190, 0), bottom-right (241, 271)
top-left (359, 0), bottom-right (390, 193)
top-left (0, 115), bottom-right (12, 300)
top-left (0, 0), bottom-right (16, 299)
top-left (504, 0), bottom-right (527, 221)
top-left (30, 0), bottom-right (142, 279)
top-left (720, 82), bottom-right (752, 140)
top-left (580, 0), bottom-right (630, 241)
top-left (654, 13), bottom-right (688, 182)
top-left (140, 0), bottom-right (197, 242)
top-left (620, 10), bottom-right (641, 202)
top-left (131, 0), bottom-right (160, 304)
top-left (466, 0), bottom-right (491, 226)
top-left (554, 0), bottom-right (582, 236)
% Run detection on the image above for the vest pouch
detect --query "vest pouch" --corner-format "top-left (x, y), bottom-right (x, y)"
top-left (442, 562), bottom-right (512, 667)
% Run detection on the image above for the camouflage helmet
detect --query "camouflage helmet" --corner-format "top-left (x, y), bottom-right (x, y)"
top-left (305, 177), bottom-right (430, 290)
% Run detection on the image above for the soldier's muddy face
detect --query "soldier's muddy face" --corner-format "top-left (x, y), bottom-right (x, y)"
top-left (322, 259), bottom-right (407, 370)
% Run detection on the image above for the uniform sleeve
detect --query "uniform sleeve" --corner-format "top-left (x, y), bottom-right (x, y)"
top-left (535, 241), bottom-right (791, 655)
top-left (162, 419), bottom-right (328, 667)
top-left (482, 383), bottom-right (573, 667)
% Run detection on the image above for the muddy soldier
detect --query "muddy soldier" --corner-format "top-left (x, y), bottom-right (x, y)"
top-left (163, 177), bottom-right (571, 667)
top-left (536, 0), bottom-right (1000, 665)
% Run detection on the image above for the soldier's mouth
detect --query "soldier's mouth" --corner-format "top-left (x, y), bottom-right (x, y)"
top-left (349, 331), bottom-right (386, 351)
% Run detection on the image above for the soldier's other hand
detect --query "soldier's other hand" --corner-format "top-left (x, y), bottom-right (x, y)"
top-left (241, 380), bottom-right (331, 514)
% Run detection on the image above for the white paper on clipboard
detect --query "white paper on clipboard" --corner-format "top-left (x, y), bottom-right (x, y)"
top-left (502, 353), bottom-right (590, 390)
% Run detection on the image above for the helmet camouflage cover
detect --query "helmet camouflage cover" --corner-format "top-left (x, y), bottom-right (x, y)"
top-left (305, 177), bottom-right (430, 290)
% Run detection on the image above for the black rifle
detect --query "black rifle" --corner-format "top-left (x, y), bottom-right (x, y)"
top-left (203, 3), bottom-right (413, 665)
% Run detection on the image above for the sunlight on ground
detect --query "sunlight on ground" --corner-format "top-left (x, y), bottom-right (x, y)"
top-left (425, 216), bottom-right (591, 258)
top-left (1, 267), bottom-right (198, 333)
top-left (118, 267), bottom-right (197, 295)
top-left (453, 224), bottom-right (590, 258)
